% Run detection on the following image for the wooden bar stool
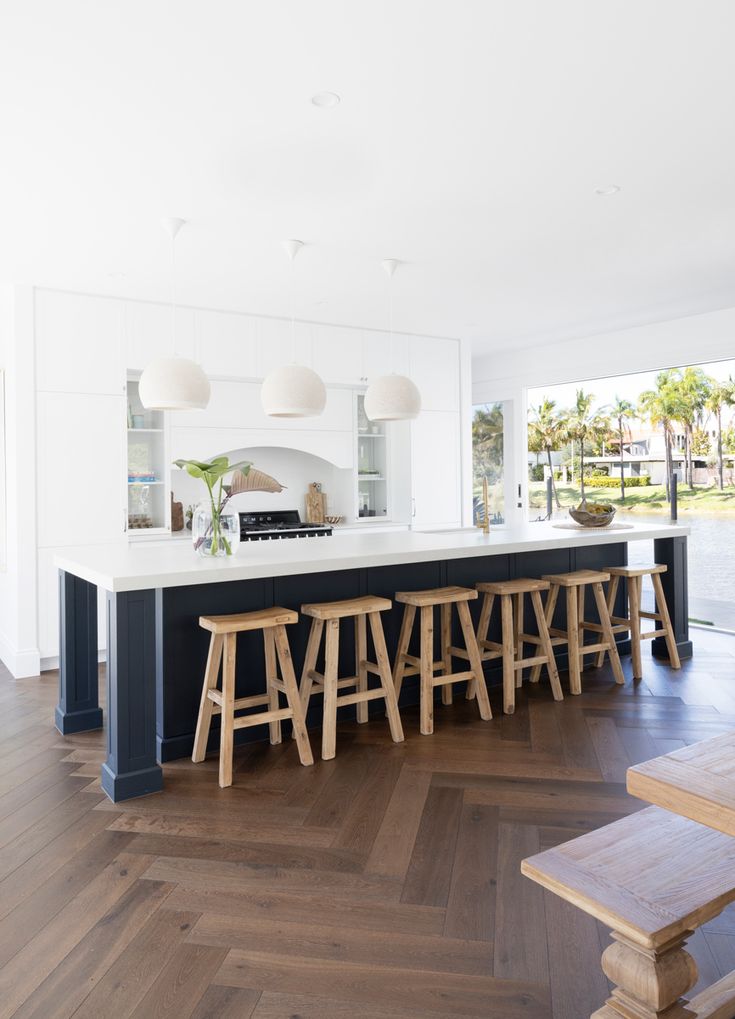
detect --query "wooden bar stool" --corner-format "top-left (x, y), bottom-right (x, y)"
top-left (595, 564), bottom-right (681, 679)
top-left (193, 606), bottom-right (313, 788)
top-left (300, 595), bottom-right (404, 761)
top-left (474, 578), bottom-right (563, 714)
top-left (393, 586), bottom-right (492, 735)
top-left (530, 569), bottom-right (626, 694)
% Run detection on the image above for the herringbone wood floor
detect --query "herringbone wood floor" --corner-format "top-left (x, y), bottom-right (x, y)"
top-left (1, 634), bottom-right (735, 1018)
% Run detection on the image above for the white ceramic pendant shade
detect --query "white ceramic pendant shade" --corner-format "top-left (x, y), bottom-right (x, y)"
top-left (364, 258), bottom-right (421, 422)
top-left (139, 356), bottom-right (211, 411)
top-left (139, 217), bottom-right (210, 412)
top-left (364, 372), bottom-right (421, 421)
top-left (261, 363), bottom-right (326, 417)
top-left (261, 239), bottom-right (326, 419)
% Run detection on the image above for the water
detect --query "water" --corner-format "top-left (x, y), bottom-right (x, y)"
top-left (624, 513), bottom-right (735, 629)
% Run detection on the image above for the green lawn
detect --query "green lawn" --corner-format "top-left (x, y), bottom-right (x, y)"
top-left (529, 481), bottom-right (735, 515)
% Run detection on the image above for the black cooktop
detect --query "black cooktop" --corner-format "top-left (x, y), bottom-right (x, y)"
top-left (238, 510), bottom-right (333, 541)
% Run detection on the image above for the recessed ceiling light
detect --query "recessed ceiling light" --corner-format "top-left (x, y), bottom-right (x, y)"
top-left (311, 91), bottom-right (341, 109)
top-left (594, 184), bottom-right (621, 196)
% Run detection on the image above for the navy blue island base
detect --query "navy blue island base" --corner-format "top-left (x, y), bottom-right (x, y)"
top-left (56, 531), bottom-right (691, 802)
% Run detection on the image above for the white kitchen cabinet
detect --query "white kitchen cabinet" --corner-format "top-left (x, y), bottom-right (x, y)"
top-left (35, 290), bottom-right (125, 395)
top-left (409, 336), bottom-right (460, 412)
top-left (411, 410), bottom-right (461, 526)
top-left (196, 309), bottom-right (258, 378)
top-left (312, 325), bottom-right (364, 385)
top-left (37, 391), bottom-right (127, 548)
top-left (124, 302), bottom-right (196, 370)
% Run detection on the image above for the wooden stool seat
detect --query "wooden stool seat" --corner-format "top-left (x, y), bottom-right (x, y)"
top-left (193, 607), bottom-right (313, 787)
top-left (522, 806), bottom-right (735, 1017)
top-left (596, 563), bottom-right (681, 679)
top-left (541, 568), bottom-right (611, 587)
top-left (477, 577), bottom-right (550, 596)
top-left (393, 586), bottom-right (491, 734)
top-left (531, 569), bottom-right (625, 693)
top-left (301, 595), bottom-right (392, 620)
top-left (199, 606), bottom-right (298, 634)
top-left (300, 595), bottom-right (403, 760)
top-left (395, 585), bottom-right (478, 607)
top-left (472, 577), bottom-right (562, 714)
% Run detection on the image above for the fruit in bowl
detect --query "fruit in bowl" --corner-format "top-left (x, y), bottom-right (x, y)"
top-left (568, 502), bottom-right (616, 527)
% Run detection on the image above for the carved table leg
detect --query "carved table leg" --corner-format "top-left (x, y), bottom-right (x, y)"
top-left (593, 930), bottom-right (698, 1019)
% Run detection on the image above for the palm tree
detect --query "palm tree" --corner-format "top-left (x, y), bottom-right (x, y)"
top-left (706, 376), bottom-right (735, 490)
top-left (564, 389), bottom-right (610, 503)
top-left (638, 370), bottom-right (683, 501)
top-left (608, 396), bottom-right (635, 502)
top-left (671, 367), bottom-right (711, 489)
top-left (528, 398), bottom-right (563, 509)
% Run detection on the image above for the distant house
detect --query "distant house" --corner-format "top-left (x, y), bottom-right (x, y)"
top-left (588, 425), bottom-right (733, 485)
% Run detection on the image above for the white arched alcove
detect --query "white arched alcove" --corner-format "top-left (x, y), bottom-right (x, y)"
top-left (171, 445), bottom-right (354, 521)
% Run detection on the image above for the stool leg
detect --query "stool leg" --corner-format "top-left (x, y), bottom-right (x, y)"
top-left (566, 586), bottom-right (582, 695)
top-left (578, 586), bottom-right (587, 670)
top-left (192, 633), bottom-right (223, 763)
top-left (219, 632), bottom-right (236, 788)
top-left (592, 582), bottom-right (625, 685)
top-left (471, 592), bottom-right (495, 699)
top-left (530, 589), bottom-right (563, 701)
top-left (652, 572), bottom-right (682, 670)
top-left (299, 617), bottom-right (324, 717)
top-left (273, 625), bottom-right (313, 767)
top-left (595, 575), bottom-right (619, 668)
top-left (355, 614), bottom-right (369, 723)
top-left (322, 618), bottom-right (340, 759)
top-left (530, 585), bottom-right (558, 683)
top-left (419, 606), bottom-right (434, 735)
top-left (457, 600), bottom-right (492, 721)
top-left (393, 604), bottom-right (416, 701)
top-left (368, 612), bottom-right (404, 744)
top-left (627, 575), bottom-right (643, 680)
top-left (500, 594), bottom-right (515, 713)
top-left (514, 592), bottom-right (524, 689)
top-left (440, 603), bottom-right (453, 705)
top-left (264, 629), bottom-right (282, 745)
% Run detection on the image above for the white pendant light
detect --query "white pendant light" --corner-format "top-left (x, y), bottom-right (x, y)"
top-left (139, 218), bottom-right (210, 411)
top-left (261, 240), bottom-right (326, 418)
top-left (364, 259), bottom-right (421, 422)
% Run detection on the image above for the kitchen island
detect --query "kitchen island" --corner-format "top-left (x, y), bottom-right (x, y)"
top-left (55, 521), bottom-right (691, 801)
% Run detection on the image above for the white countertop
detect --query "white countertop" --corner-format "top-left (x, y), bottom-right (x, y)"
top-left (54, 521), bottom-right (689, 594)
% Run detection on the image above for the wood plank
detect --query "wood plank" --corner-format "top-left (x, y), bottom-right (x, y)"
top-left (130, 942), bottom-right (228, 1019)
top-left (493, 822), bottom-right (549, 984)
top-left (191, 985), bottom-right (261, 1019)
top-left (443, 803), bottom-right (498, 942)
top-left (401, 786), bottom-right (463, 907)
top-left (365, 767), bottom-right (431, 879)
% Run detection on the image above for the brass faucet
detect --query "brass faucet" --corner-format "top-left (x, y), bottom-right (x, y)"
top-left (476, 477), bottom-right (490, 534)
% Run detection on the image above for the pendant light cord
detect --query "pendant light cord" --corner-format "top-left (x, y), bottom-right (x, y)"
top-left (170, 232), bottom-right (177, 357)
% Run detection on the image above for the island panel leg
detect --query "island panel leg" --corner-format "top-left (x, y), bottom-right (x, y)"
top-left (56, 570), bottom-right (103, 735)
top-left (101, 588), bottom-right (163, 802)
top-left (652, 535), bottom-right (693, 661)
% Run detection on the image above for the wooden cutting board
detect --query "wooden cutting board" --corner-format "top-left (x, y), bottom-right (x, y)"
top-left (305, 482), bottom-right (327, 524)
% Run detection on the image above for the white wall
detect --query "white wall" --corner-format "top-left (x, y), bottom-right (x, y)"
top-left (472, 304), bottom-right (735, 522)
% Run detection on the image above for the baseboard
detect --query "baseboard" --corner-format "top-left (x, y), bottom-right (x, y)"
top-left (0, 630), bottom-right (41, 678)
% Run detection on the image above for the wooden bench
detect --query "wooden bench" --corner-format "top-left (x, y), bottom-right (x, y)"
top-left (522, 805), bottom-right (735, 1018)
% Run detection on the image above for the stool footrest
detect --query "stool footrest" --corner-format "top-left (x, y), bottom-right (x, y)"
top-left (208, 690), bottom-right (272, 711)
top-left (336, 688), bottom-right (388, 708)
top-left (431, 670), bottom-right (475, 687)
top-left (639, 610), bottom-right (662, 621)
top-left (234, 706), bottom-right (293, 730)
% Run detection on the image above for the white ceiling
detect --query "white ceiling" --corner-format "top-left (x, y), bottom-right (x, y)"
top-left (2, 1), bottom-right (735, 355)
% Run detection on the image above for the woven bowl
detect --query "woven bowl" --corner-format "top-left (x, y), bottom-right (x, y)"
top-left (568, 505), bottom-right (616, 528)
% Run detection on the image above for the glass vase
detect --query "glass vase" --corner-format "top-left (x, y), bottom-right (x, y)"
top-left (192, 505), bottom-right (240, 558)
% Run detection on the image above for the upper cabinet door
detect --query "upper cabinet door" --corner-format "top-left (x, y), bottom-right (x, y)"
top-left (411, 410), bottom-right (461, 526)
top-left (196, 310), bottom-right (258, 378)
top-left (363, 332), bottom-right (409, 382)
top-left (35, 290), bottom-right (125, 394)
top-left (408, 337), bottom-right (460, 412)
top-left (124, 302), bottom-right (196, 371)
top-left (312, 325), bottom-right (364, 385)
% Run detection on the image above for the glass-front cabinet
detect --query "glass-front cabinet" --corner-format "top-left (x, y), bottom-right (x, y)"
top-left (126, 377), bottom-right (170, 533)
top-left (355, 392), bottom-right (389, 519)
